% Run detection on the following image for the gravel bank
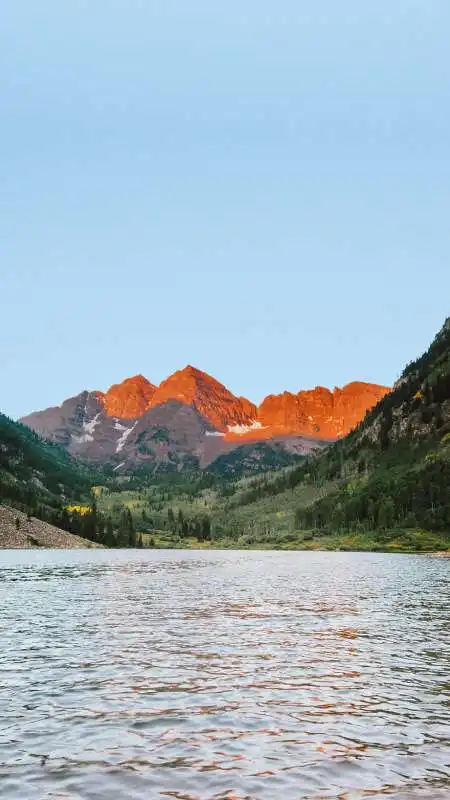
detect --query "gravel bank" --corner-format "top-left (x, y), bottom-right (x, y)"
top-left (0, 505), bottom-right (103, 549)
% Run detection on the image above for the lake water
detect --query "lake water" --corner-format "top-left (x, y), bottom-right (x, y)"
top-left (0, 550), bottom-right (449, 799)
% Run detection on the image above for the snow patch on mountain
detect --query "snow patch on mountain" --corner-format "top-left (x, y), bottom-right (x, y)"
top-left (72, 409), bottom-right (103, 444)
top-left (116, 422), bottom-right (138, 453)
top-left (227, 420), bottom-right (266, 436)
top-left (72, 432), bottom-right (94, 444)
top-left (114, 420), bottom-right (128, 432)
top-left (83, 413), bottom-right (101, 436)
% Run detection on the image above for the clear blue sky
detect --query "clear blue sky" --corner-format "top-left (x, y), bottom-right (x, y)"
top-left (1, 1), bottom-right (449, 419)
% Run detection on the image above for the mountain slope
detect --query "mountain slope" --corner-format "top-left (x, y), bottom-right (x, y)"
top-left (0, 412), bottom-right (96, 518)
top-left (219, 319), bottom-right (450, 548)
top-left (20, 367), bottom-right (389, 473)
top-left (147, 366), bottom-right (258, 430)
top-left (296, 318), bottom-right (450, 536)
top-left (207, 437), bottom-right (328, 478)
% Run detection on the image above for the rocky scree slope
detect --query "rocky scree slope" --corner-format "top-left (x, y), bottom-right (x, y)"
top-left (0, 505), bottom-right (103, 549)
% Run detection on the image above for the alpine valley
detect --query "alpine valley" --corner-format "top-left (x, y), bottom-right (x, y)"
top-left (20, 368), bottom-right (389, 474)
top-left (1, 320), bottom-right (449, 552)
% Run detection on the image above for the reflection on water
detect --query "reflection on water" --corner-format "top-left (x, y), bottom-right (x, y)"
top-left (0, 549), bottom-right (449, 799)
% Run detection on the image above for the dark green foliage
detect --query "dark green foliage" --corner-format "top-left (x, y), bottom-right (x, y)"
top-left (0, 412), bottom-right (146, 549)
top-left (295, 455), bottom-right (450, 534)
top-left (150, 427), bottom-right (170, 443)
top-left (0, 413), bottom-right (96, 506)
top-left (293, 319), bottom-right (450, 540)
top-left (0, 412), bottom-right (98, 523)
top-left (114, 508), bottom-right (136, 547)
top-left (207, 441), bottom-right (303, 478)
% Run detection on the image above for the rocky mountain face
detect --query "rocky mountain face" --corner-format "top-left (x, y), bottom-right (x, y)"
top-left (258, 382), bottom-right (388, 439)
top-left (101, 375), bottom-right (156, 418)
top-left (147, 367), bottom-right (257, 430)
top-left (20, 366), bottom-right (390, 472)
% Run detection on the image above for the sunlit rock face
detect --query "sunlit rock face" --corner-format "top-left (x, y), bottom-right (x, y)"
top-left (146, 366), bottom-right (258, 431)
top-left (100, 375), bottom-right (157, 419)
top-left (258, 382), bottom-right (390, 439)
top-left (20, 368), bottom-right (390, 471)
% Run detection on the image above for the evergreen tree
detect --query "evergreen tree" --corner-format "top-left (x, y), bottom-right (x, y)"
top-left (201, 515), bottom-right (211, 541)
top-left (105, 518), bottom-right (116, 547)
top-left (127, 509), bottom-right (136, 547)
top-left (177, 508), bottom-right (184, 532)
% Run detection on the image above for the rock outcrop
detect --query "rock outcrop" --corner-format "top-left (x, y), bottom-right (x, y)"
top-left (258, 382), bottom-right (390, 439)
top-left (100, 375), bottom-right (156, 419)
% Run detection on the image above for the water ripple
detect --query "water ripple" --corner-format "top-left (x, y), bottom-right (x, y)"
top-left (0, 549), bottom-right (449, 799)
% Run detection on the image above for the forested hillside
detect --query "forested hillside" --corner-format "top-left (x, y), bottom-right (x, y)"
top-left (293, 318), bottom-right (450, 540)
top-left (90, 320), bottom-right (450, 552)
top-left (4, 320), bottom-right (449, 552)
top-left (0, 413), bottom-right (95, 514)
top-left (0, 413), bottom-right (149, 548)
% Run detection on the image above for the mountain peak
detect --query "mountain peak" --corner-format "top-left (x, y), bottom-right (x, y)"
top-left (172, 365), bottom-right (219, 382)
top-left (102, 374), bottom-right (157, 419)
top-left (148, 366), bottom-right (257, 430)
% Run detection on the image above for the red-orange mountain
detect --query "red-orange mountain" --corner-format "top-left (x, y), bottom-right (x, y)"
top-left (258, 382), bottom-right (390, 440)
top-left (100, 375), bottom-right (156, 418)
top-left (147, 366), bottom-right (257, 431)
top-left (20, 367), bottom-right (391, 471)
top-left (99, 367), bottom-right (389, 440)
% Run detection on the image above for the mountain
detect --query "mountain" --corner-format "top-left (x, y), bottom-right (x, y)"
top-left (258, 382), bottom-right (388, 439)
top-left (215, 319), bottom-right (450, 550)
top-left (147, 366), bottom-right (257, 430)
top-left (206, 437), bottom-right (328, 478)
top-left (102, 375), bottom-right (157, 417)
top-left (20, 366), bottom-right (389, 473)
top-left (297, 318), bottom-right (450, 535)
top-left (0, 412), bottom-right (96, 518)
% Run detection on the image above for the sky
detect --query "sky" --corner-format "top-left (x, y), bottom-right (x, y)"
top-left (1, 1), bottom-right (449, 419)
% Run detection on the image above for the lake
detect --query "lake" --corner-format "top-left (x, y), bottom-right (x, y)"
top-left (0, 550), bottom-right (449, 799)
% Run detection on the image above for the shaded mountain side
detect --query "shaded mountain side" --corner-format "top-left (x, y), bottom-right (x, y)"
top-left (0, 413), bottom-right (152, 549)
top-left (225, 319), bottom-right (450, 543)
top-left (294, 319), bottom-right (450, 536)
top-left (207, 437), bottom-right (328, 478)
top-left (0, 412), bottom-right (98, 521)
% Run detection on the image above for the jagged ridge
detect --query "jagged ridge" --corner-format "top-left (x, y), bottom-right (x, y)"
top-left (19, 365), bottom-right (390, 472)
